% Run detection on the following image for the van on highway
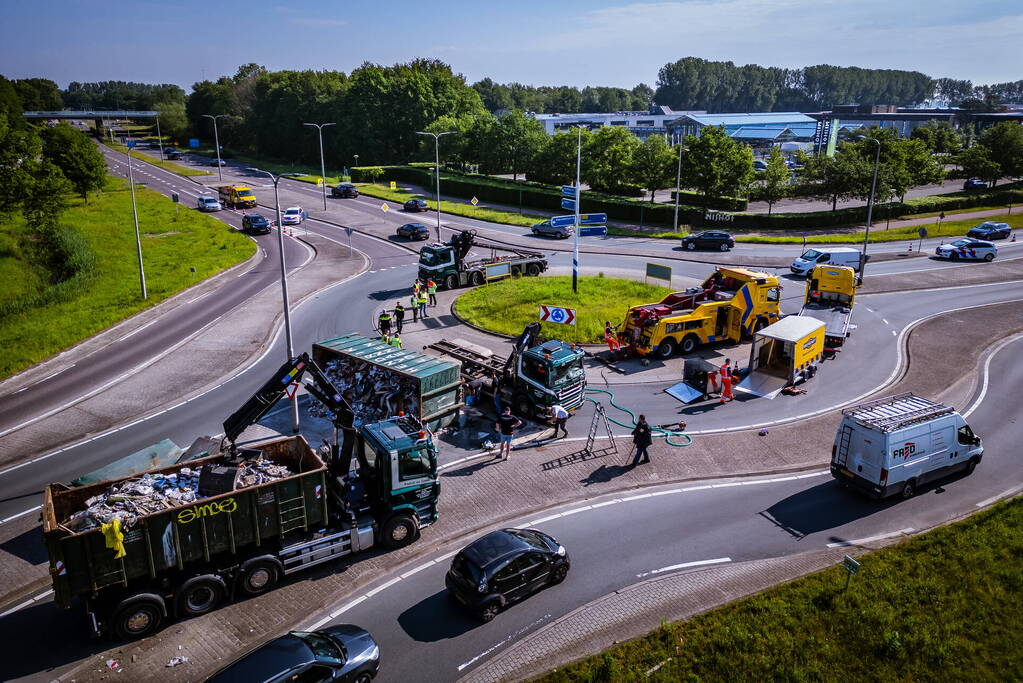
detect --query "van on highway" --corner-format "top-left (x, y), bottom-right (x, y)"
top-left (790, 247), bottom-right (862, 276)
top-left (831, 392), bottom-right (983, 500)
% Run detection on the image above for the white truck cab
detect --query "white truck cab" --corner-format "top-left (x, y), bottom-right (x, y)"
top-left (831, 392), bottom-right (982, 500)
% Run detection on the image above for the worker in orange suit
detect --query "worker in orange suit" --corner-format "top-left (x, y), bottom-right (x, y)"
top-left (604, 321), bottom-right (620, 354)
top-left (719, 358), bottom-right (734, 403)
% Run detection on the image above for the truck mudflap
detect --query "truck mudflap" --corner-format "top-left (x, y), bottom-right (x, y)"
top-left (830, 465), bottom-right (886, 499)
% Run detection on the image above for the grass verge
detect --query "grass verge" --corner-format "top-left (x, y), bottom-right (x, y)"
top-left (103, 140), bottom-right (211, 177)
top-left (454, 275), bottom-right (671, 344)
top-left (355, 183), bottom-right (547, 228)
top-left (540, 497), bottom-right (1023, 682)
top-left (0, 176), bottom-right (256, 379)
top-left (736, 212), bottom-right (1023, 245)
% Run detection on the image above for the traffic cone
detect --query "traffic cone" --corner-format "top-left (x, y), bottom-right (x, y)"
top-left (907, 242), bottom-right (913, 252)
top-left (1013, 232), bottom-right (1017, 242)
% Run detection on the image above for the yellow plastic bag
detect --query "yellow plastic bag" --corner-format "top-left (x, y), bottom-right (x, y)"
top-left (102, 519), bottom-right (126, 559)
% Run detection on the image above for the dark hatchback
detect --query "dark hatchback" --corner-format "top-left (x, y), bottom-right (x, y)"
top-left (446, 528), bottom-right (569, 622)
top-left (205, 626), bottom-right (379, 683)
top-left (331, 183), bottom-right (359, 198)
top-left (966, 221), bottom-right (1011, 240)
top-left (963, 178), bottom-right (988, 191)
top-left (681, 230), bottom-right (734, 251)
top-left (397, 223), bottom-right (430, 240)
top-left (403, 198), bottom-right (429, 212)
top-left (242, 213), bottom-right (272, 235)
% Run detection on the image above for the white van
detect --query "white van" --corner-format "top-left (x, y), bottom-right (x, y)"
top-left (831, 393), bottom-right (983, 500)
top-left (790, 247), bottom-right (863, 276)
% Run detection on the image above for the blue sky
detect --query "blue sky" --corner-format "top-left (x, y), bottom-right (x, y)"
top-left (3, 0), bottom-right (1020, 89)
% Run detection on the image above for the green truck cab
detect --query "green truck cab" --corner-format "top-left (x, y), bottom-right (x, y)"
top-left (418, 229), bottom-right (547, 290)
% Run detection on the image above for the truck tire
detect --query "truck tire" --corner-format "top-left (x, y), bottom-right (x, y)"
top-left (112, 593), bottom-right (165, 641)
top-left (176, 575), bottom-right (226, 617)
top-left (679, 335), bottom-right (699, 355)
top-left (382, 514), bottom-right (419, 549)
top-left (514, 394), bottom-right (533, 419)
top-left (526, 263), bottom-right (541, 276)
top-left (900, 480), bottom-right (916, 500)
top-left (238, 557), bottom-right (282, 597)
top-left (655, 338), bottom-right (676, 359)
top-left (444, 274), bottom-right (458, 290)
top-left (469, 271), bottom-right (485, 287)
top-left (511, 265), bottom-right (521, 276)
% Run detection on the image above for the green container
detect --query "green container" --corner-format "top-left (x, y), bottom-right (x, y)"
top-left (313, 334), bottom-right (462, 431)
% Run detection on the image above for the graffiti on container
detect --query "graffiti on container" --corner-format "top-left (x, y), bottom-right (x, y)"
top-left (177, 498), bottom-right (237, 524)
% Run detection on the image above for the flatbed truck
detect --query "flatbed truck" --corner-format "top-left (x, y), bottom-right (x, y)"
top-left (418, 229), bottom-right (548, 289)
top-left (43, 352), bottom-right (440, 640)
top-left (799, 264), bottom-right (855, 347)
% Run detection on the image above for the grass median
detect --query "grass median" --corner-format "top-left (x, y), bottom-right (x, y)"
top-left (541, 496), bottom-right (1023, 681)
top-left (0, 177), bottom-right (255, 379)
top-left (103, 140), bottom-right (211, 178)
top-left (453, 275), bottom-right (671, 344)
top-left (736, 212), bottom-right (1022, 245)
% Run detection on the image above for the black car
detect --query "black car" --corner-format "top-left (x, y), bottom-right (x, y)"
top-left (166, 150), bottom-right (183, 160)
top-left (963, 178), bottom-right (988, 191)
top-left (966, 221), bottom-right (1011, 240)
top-left (242, 213), bottom-right (272, 235)
top-left (205, 626), bottom-right (379, 683)
top-left (209, 158), bottom-right (227, 167)
top-left (446, 528), bottom-right (569, 622)
top-left (403, 198), bottom-right (429, 212)
top-left (331, 183), bottom-right (359, 198)
top-left (397, 222), bottom-right (430, 240)
top-left (681, 230), bottom-right (734, 252)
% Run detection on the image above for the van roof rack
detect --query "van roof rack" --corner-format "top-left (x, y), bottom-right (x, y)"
top-left (842, 392), bottom-right (954, 433)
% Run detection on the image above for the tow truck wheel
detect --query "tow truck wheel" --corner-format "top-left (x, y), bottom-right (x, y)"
top-left (655, 338), bottom-right (676, 359)
top-left (444, 274), bottom-right (458, 290)
top-left (526, 263), bottom-right (542, 276)
top-left (382, 514), bottom-right (419, 549)
top-left (679, 335), bottom-right (699, 355)
top-left (470, 271), bottom-right (485, 287)
top-left (112, 594), bottom-right (164, 641)
top-left (176, 575), bottom-right (226, 617)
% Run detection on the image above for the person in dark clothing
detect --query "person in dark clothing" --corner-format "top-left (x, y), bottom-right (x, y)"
top-left (393, 302), bottom-right (406, 333)
top-left (631, 414), bottom-right (652, 465)
top-left (378, 309), bottom-right (392, 336)
top-left (494, 406), bottom-right (522, 461)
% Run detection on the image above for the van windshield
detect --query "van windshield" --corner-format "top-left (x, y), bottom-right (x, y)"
top-left (801, 250), bottom-right (821, 260)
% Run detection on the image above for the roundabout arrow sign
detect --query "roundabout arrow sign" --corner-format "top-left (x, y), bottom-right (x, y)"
top-left (540, 305), bottom-right (576, 325)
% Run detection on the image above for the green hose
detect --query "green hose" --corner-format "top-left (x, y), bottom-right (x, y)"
top-left (584, 388), bottom-right (693, 447)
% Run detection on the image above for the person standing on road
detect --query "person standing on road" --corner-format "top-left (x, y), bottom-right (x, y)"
top-left (548, 403), bottom-right (570, 438)
top-left (418, 289), bottom-right (429, 318)
top-left (409, 292), bottom-right (419, 322)
top-left (719, 358), bottom-right (735, 404)
top-left (393, 302), bottom-right (406, 333)
top-left (378, 308), bottom-right (392, 337)
top-left (389, 332), bottom-right (404, 349)
top-left (604, 321), bottom-right (620, 354)
top-left (495, 406), bottom-right (523, 461)
top-left (427, 279), bottom-right (438, 306)
top-left (631, 415), bottom-right (652, 465)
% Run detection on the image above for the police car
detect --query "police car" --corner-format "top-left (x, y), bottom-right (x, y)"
top-left (935, 238), bottom-right (997, 262)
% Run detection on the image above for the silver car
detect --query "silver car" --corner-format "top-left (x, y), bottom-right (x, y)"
top-left (531, 220), bottom-right (572, 239)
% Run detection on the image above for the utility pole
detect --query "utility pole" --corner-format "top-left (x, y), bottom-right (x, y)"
top-left (416, 131), bottom-right (456, 242)
top-left (304, 122), bottom-right (335, 211)
top-left (573, 126), bottom-right (582, 293)
top-left (125, 144), bottom-right (148, 300)
top-left (672, 140), bottom-right (684, 231)
top-left (202, 114), bottom-right (227, 182)
top-left (155, 117), bottom-right (164, 160)
top-left (858, 136), bottom-right (882, 286)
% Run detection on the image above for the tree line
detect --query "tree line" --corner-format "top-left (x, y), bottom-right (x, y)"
top-left (471, 79), bottom-right (654, 113)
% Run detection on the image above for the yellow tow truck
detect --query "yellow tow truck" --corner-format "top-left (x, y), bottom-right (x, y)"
top-left (799, 264), bottom-right (856, 347)
top-left (619, 267), bottom-right (782, 358)
top-left (215, 184), bottom-right (257, 209)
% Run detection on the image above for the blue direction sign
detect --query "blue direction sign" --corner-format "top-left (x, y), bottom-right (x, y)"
top-left (550, 213), bottom-right (608, 228)
top-left (126, 140), bottom-right (137, 148)
top-left (579, 226), bottom-right (607, 237)
top-left (561, 198), bottom-right (576, 211)
top-left (550, 215), bottom-right (576, 228)
top-left (561, 185), bottom-right (578, 198)
top-left (188, 138), bottom-right (200, 148)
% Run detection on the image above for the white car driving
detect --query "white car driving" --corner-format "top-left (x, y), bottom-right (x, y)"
top-left (934, 238), bottom-right (997, 262)
top-left (280, 207), bottom-right (308, 225)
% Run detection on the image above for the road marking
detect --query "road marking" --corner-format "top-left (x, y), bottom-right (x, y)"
top-left (963, 332), bottom-right (1023, 418)
top-left (117, 317), bottom-right (161, 342)
top-left (0, 589), bottom-right (53, 619)
top-left (400, 561), bottom-right (436, 579)
top-left (457, 614), bottom-right (552, 672)
top-left (35, 365), bottom-right (75, 383)
top-left (364, 576), bottom-right (401, 598)
top-left (826, 528), bottom-right (914, 548)
top-left (528, 513), bottom-right (563, 525)
top-left (187, 291), bottom-right (212, 305)
top-left (881, 318), bottom-right (889, 324)
top-left (636, 557), bottom-right (731, 578)
top-left (975, 484), bottom-right (1023, 508)
top-left (0, 506), bottom-right (39, 526)
top-left (891, 330), bottom-right (897, 336)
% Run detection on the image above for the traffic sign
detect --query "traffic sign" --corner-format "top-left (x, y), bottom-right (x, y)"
top-left (550, 213), bottom-right (607, 228)
top-left (189, 138), bottom-right (199, 148)
top-left (561, 185), bottom-right (578, 198)
top-left (381, 203), bottom-right (390, 212)
top-left (646, 263), bottom-right (671, 283)
top-left (918, 227), bottom-right (928, 238)
top-left (470, 196), bottom-right (479, 206)
top-left (389, 181), bottom-right (397, 190)
top-left (561, 198), bottom-right (576, 211)
top-left (126, 140), bottom-right (136, 148)
top-left (579, 226), bottom-right (607, 237)
top-left (539, 305), bottom-right (576, 325)
top-left (843, 555), bottom-right (860, 575)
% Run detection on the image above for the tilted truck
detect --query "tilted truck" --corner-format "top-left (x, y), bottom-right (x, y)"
top-left (735, 314), bottom-right (825, 399)
top-left (44, 352), bottom-right (441, 640)
top-left (618, 267), bottom-right (782, 359)
top-left (418, 229), bottom-right (548, 289)
top-left (427, 323), bottom-right (586, 418)
top-left (799, 264), bottom-right (855, 347)
top-left (215, 184), bottom-right (257, 209)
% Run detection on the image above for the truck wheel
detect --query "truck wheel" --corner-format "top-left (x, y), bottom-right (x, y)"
top-left (511, 265), bottom-right (521, 276)
top-left (469, 271), bottom-right (485, 287)
top-left (526, 263), bottom-right (541, 276)
top-left (238, 557), bottom-right (281, 597)
top-left (382, 514), bottom-right (419, 549)
top-left (514, 394), bottom-right (533, 419)
top-left (112, 594), bottom-right (165, 641)
top-left (444, 274), bottom-right (458, 290)
top-left (901, 480), bottom-right (916, 500)
top-left (679, 335), bottom-right (699, 354)
top-left (655, 338), bottom-right (676, 359)
top-left (176, 575), bottom-right (226, 617)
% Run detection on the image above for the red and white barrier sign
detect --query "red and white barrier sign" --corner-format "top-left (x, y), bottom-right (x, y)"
top-left (540, 305), bottom-right (576, 325)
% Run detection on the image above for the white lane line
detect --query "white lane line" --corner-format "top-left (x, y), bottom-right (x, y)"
top-left (400, 560), bottom-right (436, 579)
top-left (826, 528), bottom-right (914, 548)
top-left (0, 506), bottom-right (39, 526)
top-left (975, 484), bottom-right (1023, 508)
top-left (187, 291), bottom-right (213, 305)
top-left (636, 557), bottom-right (731, 579)
top-left (364, 576), bottom-right (401, 598)
top-left (457, 614), bottom-right (552, 672)
top-left (433, 550), bottom-right (458, 564)
top-left (881, 318), bottom-right (889, 324)
top-left (116, 317), bottom-right (161, 342)
top-left (34, 365), bottom-right (76, 383)
top-left (962, 332), bottom-right (1023, 418)
top-left (528, 513), bottom-right (563, 525)
top-left (0, 589), bottom-right (53, 619)
top-left (891, 330), bottom-right (897, 336)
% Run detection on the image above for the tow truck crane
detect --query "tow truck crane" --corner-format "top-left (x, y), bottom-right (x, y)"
top-left (418, 229), bottom-right (548, 289)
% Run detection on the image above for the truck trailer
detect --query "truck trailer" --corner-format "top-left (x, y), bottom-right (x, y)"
top-left (43, 353), bottom-right (440, 640)
top-left (735, 315), bottom-right (825, 399)
top-left (418, 229), bottom-right (548, 289)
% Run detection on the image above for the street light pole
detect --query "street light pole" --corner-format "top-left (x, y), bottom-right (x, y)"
top-left (573, 126), bottom-right (582, 294)
top-left (304, 122), bottom-right (335, 211)
top-left (416, 131), bottom-right (456, 242)
top-left (673, 140), bottom-right (684, 232)
top-left (858, 136), bottom-right (882, 286)
top-left (155, 117), bottom-right (164, 161)
top-left (250, 167), bottom-right (300, 435)
top-left (202, 114), bottom-right (226, 182)
top-left (125, 145), bottom-right (148, 300)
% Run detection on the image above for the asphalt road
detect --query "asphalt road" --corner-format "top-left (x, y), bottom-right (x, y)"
top-left (309, 334), bottom-right (1023, 683)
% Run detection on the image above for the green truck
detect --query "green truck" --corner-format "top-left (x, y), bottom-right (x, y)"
top-left (43, 353), bottom-right (441, 640)
top-left (418, 229), bottom-right (548, 289)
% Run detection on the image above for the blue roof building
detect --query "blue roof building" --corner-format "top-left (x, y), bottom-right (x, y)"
top-left (666, 112), bottom-right (818, 144)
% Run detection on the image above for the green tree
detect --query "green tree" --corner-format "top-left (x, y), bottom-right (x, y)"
top-left (680, 126), bottom-right (754, 209)
top-left (526, 130), bottom-right (586, 186)
top-left (957, 146), bottom-right (1000, 185)
top-left (977, 121), bottom-right (1023, 183)
top-left (154, 99), bottom-right (189, 141)
top-left (583, 126), bottom-right (639, 194)
top-left (910, 120), bottom-right (961, 155)
top-left (41, 123), bottom-right (106, 201)
top-left (13, 78), bottom-right (62, 110)
top-left (0, 76), bottom-right (24, 128)
top-left (759, 147), bottom-right (790, 214)
top-left (894, 138), bottom-right (943, 199)
top-left (798, 150), bottom-right (867, 212)
top-left (629, 134), bottom-right (676, 202)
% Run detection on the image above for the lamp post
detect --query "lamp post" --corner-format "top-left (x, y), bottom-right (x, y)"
top-left (248, 167), bottom-right (301, 435)
top-left (857, 135), bottom-right (882, 285)
top-left (126, 142), bottom-right (148, 300)
top-left (672, 139), bottom-right (685, 232)
top-left (573, 126), bottom-right (582, 293)
top-left (155, 116), bottom-right (164, 160)
top-left (304, 122), bottom-right (335, 211)
top-left (202, 114), bottom-right (227, 182)
top-left (416, 131), bottom-right (456, 241)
